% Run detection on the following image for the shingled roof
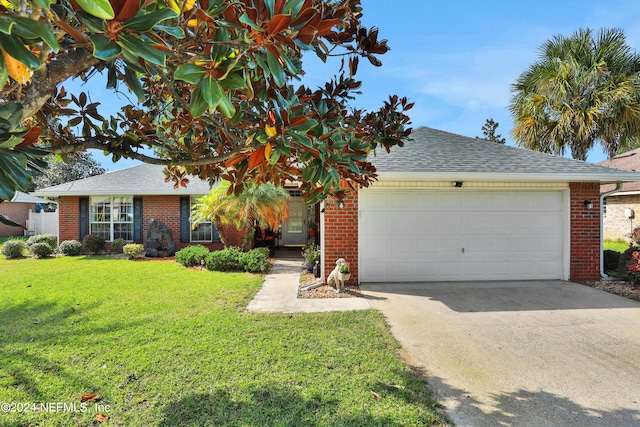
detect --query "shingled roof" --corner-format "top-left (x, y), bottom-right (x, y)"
top-left (372, 126), bottom-right (640, 183)
top-left (599, 148), bottom-right (640, 193)
top-left (33, 163), bottom-right (215, 197)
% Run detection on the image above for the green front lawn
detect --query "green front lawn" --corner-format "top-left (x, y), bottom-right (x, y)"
top-left (0, 256), bottom-right (447, 426)
top-left (604, 238), bottom-right (630, 253)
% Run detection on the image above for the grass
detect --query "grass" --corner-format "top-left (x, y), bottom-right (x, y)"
top-left (604, 238), bottom-right (631, 253)
top-left (0, 256), bottom-right (447, 426)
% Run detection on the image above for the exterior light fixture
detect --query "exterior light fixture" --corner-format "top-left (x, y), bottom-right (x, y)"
top-left (584, 200), bottom-right (593, 209)
top-left (452, 181), bottom-right (463, 188)
top-left (338, 199), bottom-right (345, 209)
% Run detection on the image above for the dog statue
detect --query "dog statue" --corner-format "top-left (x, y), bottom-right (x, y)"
top-left (327, 258), bottom-right (347, 293)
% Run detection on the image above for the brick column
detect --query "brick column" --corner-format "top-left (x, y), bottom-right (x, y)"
top-left (322, 182), bottom-right (359, 285)
top-left (569, 182), bottom-right (601, 281)
top-left (58, 196), bottom-right (80, 242)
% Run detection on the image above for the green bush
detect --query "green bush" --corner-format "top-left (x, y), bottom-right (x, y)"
top-left (58, 240), bottom-right (82, 256)
top-left (29, 242), bottom-right (53, 258)
top-left (82, 234), bottom-right (106, 254)
top-left (123, 243), bottom-right (145, 259)
top-left (252, 246), bottom-right (270, 258)
top-left (111, 238), bottom-right (127, 254)
top-left (205, 247), bottom-right (242, 272)
top-left (239, 248), bottom-right (270, 273)
top-left (1, 240), bottom-right (26, 259)
top-left (175, 245), bottom-right (210, 267)
top-left (26, 234), bottom-right (57, 250)
top-left (604, 250), bottom-right (621, 274)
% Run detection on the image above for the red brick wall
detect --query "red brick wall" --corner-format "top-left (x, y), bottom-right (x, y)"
top-left (58, 195), bottom-right (243, 250)
top-left (323, 183), bottom-right (359, 285)
top-left (570, 182), bottom-right (601, 281)
top-left (0, 202), bottom-right (29, 237)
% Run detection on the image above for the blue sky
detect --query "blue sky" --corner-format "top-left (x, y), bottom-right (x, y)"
top-left (85, 0), bottom-right (640, 170)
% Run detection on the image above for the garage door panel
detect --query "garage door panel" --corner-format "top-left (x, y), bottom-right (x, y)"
top-left (360, 189), bottom-right (565, 282)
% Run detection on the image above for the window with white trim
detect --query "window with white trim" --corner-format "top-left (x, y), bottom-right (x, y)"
top-left (190, 196), bottom-right (218, 242)
top-left (90, 196), bottom-right (133, 241)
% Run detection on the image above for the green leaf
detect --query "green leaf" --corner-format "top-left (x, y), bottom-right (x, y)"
top-left (278, 48), bottom-right (299, 75)
top-left (123, 9), bottom-right (178, 32)
top-left (11, 17), bottom-right (60, 52)
top-left (284, 0), bottom-right (305, 17)
top-left (90, 34), bottom-right (121, 61)
top-left (0, 33), bottom-right (40, 70)
top-left (201, 76), bottom-right (221, 111)
top-left (0, 213), bottom-right (22, 227)
top-left (0, 53), bottom-right (7, 89)
top-left (118, 33), bottom-right (167, 66)
top-left (76, 11), bottom-right (107, 33)
top-left (124, 67), bottom-right (144, 101)
top-left (156, 24), bottom-right (185, 39)
top-left (217, 90), bottom-right (236, 118)
top-left (239, 12), bottom-right (264, 31)
top-left (0, 17), bottom-right (15, 35)
top-left (265, 49), bottom-right (285, 87)
top-left (74, 0), bottom-right (115, 20)
top-left (0, 135), bottom-right (24, 149)
top-left (190, 84), bottom-right (208, 118)
top-left (219, 72), bottom-right (247, 90)
top-left (0, 150), bottom-right (30, 189)
top-left (290, 118), bottom-right (318, 134)
top-left (174, 63), bottom-right (206, 84)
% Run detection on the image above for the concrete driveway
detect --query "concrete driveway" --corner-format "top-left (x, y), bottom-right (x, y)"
top-left (361, 280), bottom-right (640, 426)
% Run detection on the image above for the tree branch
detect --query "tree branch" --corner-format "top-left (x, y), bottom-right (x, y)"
top-left (21, 48), bottom-right (102, 120)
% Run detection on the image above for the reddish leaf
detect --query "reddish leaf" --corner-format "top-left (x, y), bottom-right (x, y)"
top-left (55, 20), bottom-right (89, 43)
top-left (112, 0), bottom-right (141, 21)
top-left (248, 146), bottom-right (266, 170)
top-left (265, 14), bottom-right (292, 35)
top-left (81, 393), bottom-right (100, 403)
top-left (288, 116), bottom-right (307, 127)
top-left (95, 413), bottom-right (107, 422)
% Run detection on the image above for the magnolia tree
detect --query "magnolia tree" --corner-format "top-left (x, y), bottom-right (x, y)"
top-left (0, 0), bottom-right (412, 203)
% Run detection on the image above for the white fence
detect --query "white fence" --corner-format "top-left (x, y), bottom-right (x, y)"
top-left (26, 210), bottom-right (59, 241)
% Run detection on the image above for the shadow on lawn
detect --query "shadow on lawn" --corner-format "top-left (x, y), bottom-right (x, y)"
top-left (0, 299), bottom-right (145, 402)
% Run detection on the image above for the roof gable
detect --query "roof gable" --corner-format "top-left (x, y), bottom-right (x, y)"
top-left (372, 127), bottom-right (640, 182)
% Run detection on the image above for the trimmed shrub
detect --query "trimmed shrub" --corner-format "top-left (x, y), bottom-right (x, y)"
top-left (1, 240), bottom-right (26, 259)
top-left (111, 238), bottom-right (126, 254)
top-left (123, 243), bottom-right (145, 259)
top-left (604, 250), bottom-right (621, 274)
top-left (29, 242), bottom-right (53, 258)
top-left (26, 234), bottom-right (57, 250)
top-left (58, 240), bottom-right (82, 256)
top-left (176, 245), bottom-right (210, 267)
top-left (239, 248), bottom-right (270, 273)
top-left (619, 246), bottom-right (637, 276)
top-left (82, 234), bottom-right (106, 254)
top-left (252, 246), bottom-right (270, 258)
top-left (205, 247), bottom-right (242, 272)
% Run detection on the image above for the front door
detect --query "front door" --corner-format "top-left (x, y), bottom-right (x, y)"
top-left (282, 191), bottom-right (307, 246)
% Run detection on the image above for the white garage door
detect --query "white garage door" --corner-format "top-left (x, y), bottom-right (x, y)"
top-left (359, 190), bottom-right (565, 282)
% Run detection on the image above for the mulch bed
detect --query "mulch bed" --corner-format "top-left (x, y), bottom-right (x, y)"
top-left (297, 267), bottom-right (363, 299)
top-left (580, 279), bottom-right (640, 302)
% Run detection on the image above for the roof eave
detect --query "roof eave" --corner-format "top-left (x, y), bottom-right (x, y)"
top-left (376, 171), bottom-right (640, 183)
top-left (32, 189), bottom-right (213, 197)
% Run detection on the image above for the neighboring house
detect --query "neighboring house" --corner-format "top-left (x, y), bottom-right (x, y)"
top-left (320, 126), bottom-right (640, 284)
top-left (598, 148), bottom-right (640, 241)
top-left (0, 191), bottom-right (50, 237)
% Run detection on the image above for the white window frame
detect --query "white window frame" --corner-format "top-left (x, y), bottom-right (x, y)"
top-left (89, 196), bottom-right (134, 242)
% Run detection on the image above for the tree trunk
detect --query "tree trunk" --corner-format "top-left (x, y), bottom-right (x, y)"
top-left (240, 210), bottom-right (256, 252)
top-left (212, 218), bottom-right (230, 248)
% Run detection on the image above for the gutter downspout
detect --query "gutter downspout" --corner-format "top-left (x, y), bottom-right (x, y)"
top-left (601, 183), bottom-right (623, 279)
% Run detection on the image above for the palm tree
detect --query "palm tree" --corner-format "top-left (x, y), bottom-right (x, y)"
top-left (510, 28), bottom-right (640, 160)
top-left (191, 182), bottom-right (290, 251)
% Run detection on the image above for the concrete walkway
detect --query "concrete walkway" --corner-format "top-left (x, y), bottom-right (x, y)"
top-left (246, 258), bottom-right (371, 313)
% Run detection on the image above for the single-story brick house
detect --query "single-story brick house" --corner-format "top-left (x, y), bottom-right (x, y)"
top-left (34, 126), bottom-right (640, 283)
top-left (319, 127), bottom-right (640, 284)
top-left (33, 163), bottom-right (316, 252)
top-left (0, 191), bottom-right (50, 237)
top-left (599, 148), bottom-right (640, 241)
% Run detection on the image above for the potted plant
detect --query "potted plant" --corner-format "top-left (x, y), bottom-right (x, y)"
top-left (306, 248), bottom-right (321, 272)
top-left (339, 262), bottom-right (350, 282)
top-left (308, 220), bottom-right (317, 237)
